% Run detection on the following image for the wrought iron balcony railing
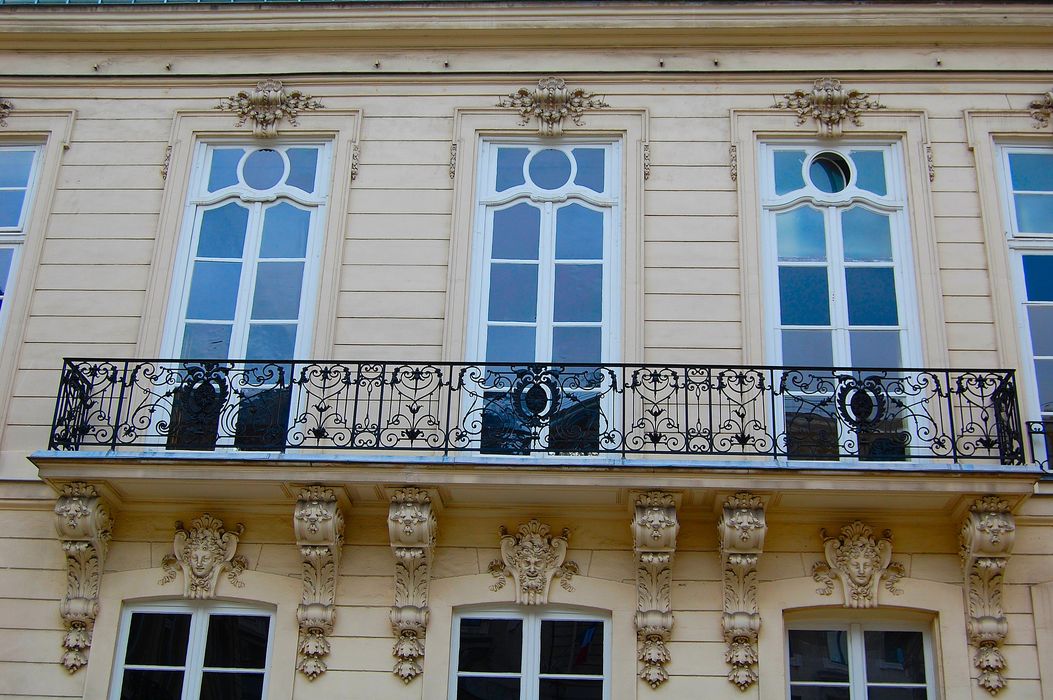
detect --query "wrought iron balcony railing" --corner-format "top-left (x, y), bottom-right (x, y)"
top-left (48, 359), bottom-right (1026, 464)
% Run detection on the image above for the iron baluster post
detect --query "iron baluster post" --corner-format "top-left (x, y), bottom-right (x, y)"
top-left (945, 369), bottom-right (959, 464)
top-left (110, 360), bottom-right (131, 452)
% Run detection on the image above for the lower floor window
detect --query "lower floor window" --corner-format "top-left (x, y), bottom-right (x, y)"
top-left (111, 601), bottom-right (273, 700)
top-left (452, 609), bottom-right (609, 700)
top-left (787, 621), bottom-right (934, 699)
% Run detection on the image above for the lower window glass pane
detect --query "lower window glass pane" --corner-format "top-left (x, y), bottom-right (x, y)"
top-left (540, 620), bottom-right (604, 675)
top-left (199, 672), bottom-right (264, 700)
top-left (863, 631), bottom-right (925, 683)
top-left (866, 688), bottom-right (927, 700)
top-left (789, 686), bottom-right (851, 700)
top-left (787, 630), bottom-right (850, 682)
top-left (457, 677), bottom-right (520, 700)
top-left (204, 615), bottom-right (270, 669)
top-left (120, 669), bottom-right (185, 700)
top-left (538, 678), bottom-right (603, 700)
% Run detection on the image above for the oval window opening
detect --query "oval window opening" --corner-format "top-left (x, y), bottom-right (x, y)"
top-left (242, 149), bottom-right (285, 190)
top-left (808, 152), bottom-right (851, 194)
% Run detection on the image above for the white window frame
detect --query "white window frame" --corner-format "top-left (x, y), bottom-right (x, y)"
top-left (759, 140), bottom-right (921, 370)
top-left (162, 139), bottom-right (332, 361)
top-left (109, 600), bottom-right (275, 700)
top-left (785, 618), bottom-right (937, 700)
top-left (466, 138), bottom-right (622, 365)
top-left (449, 607), bottom-right (612, 700)
top-left (0, 144), bottom-right (43, 339)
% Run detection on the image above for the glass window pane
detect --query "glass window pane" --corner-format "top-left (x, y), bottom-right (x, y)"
top-left (774, 150), bottom-right (807, 195)
top-left (553, 327), bottom-right (601, 364)
top-left (197, 203), bottom-right (249, 259)
top-left (1029, 306), bottom-right (1053, 355)
top-left (457, 677), bottom-right (520, 700)
top-left (203, 615), bottom-right (270, 668)
top-left (788, 629), bottom-right (850, 683)
top-left (788, 687), bottom-right (852, 700)
top-left (181, 323), bottom-right (232, 359)
top-left (0, 248), bottom-right (13, 296)
top-left (573, 148), bottom-right (605, 192)
top-left (529, 149), bottom-right (572, 190)
top-left (285, 147), bottom-right (318, 193)
top-left (120, 670), bottom-right (185, 700)
top-left (539, 679), bottom-right (603, 700)
top-left (251, 262), bottom-right (304, 320)
top-left (242, 149), bottom-right (285, 190)
top-left (187, 261), bottom-right (242, 320)
top-left (207, 148), bottom-right (244, 192)
top-left (846, 268), bottom-right (899, 326)
top-left (495, 147), bottom-right (528, 191)
top-left (777, 207), bottom-right (826, 261)
top-left (0, 190), bottom-right (27, 228)
top-left (457, 618), bottom-right (523, 673)
top-left (842, 208), bottom-right (893, 262)
top-left (492, 203), bottom-right (541, 260)
top-left (782, 329), bottom-right (833, 366)
top-left (554, 265), bottom-right (602, 322)
top-left (555, 204), bottom-right (603, 260)
top-left (1009, 152), bottom-right (1053, 191)
top-left (488, 263), bottom-right (538, 322)
top-left (1014, 193), bottom-right (1053, 233)
top-left (1035, 359), bottom-right (1053, 414)
top-left (246, 324), bottom-right (297, 360)
top-left (199, 672), bottom-right (264, 700)
top-left (1024, 255), bottom-right (1053, 301)
top-left (850, 330), bottom-right (902, 368)
top-left (260, 203), bottom-right (310, 259)
top-left (486, 326), bottom-right (535, 363)
top-left (866, 688), bottom-right (928, 700)
top-left (779, 266), bottom-right (830, 325)
top-left (125, 612), bottom-right (191, 666)
top-left (850, 150), bottom-right (888, 196)
top-left (540, 620), bottom-right (604, 675)
top-left (0, 150), bottom-right (34, 187)
top-left (809, 153), bottom-right (850, 194)
top-left (864, 630), bottom-right (926, 684)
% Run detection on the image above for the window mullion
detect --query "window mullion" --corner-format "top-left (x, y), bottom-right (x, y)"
top-left (181, 609), bottom-right (209, 700)
top-left (231, 200), bottom-right (265, 359)
top-left (524, 612), bottom-right (540, 700)
top-left (848, 623), bottom-right (868, 699)
top-left (537, 201), bottom-right (556, 363)
top-left (827, 205), bottom-right (852, 365)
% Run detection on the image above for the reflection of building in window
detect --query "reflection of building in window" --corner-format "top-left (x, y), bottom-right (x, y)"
top-left (0, 146), bottom-right (41, 337)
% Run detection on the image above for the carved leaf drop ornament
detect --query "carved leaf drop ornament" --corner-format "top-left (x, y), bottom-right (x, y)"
top-left (775, 78), bottom-right (885, 137)
top-left (811, 521), bottom-right (903, 608)
top-left (217, 79), bottom-right (323, 138)
top-left (498, 77), bottom-right (610, 137)
top-left (489, 519), bottom-right (577, 605)
top-left (160, 514), bottom-right (247, 599)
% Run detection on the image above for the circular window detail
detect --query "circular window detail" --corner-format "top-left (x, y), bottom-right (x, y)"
top-left (808, 152), bottom-right (851, 194)
top-left (242, 149), bottom-right (286, 190)
top-left (528, 149), bottom-right (572, 190)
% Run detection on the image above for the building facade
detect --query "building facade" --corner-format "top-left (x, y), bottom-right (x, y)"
top-left (0, 2), bottom-right (1052, 698)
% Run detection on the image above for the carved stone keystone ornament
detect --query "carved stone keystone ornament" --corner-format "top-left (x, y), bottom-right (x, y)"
top-left (217, 79), bottom-right (323, 138)
top-left (388, 487), bottom-right (437, 683)
top-left (718, 492), bottom-right (767, 691)
top-left (1029, 88), bottom-right (1053, 130)
top-left (489, 519), bottom-right (578, 605)
top-left (293, 487), bottom-right (344, 680)
top-left (961, 496), bottom-right (1016, 695)
top-left (54, 482), bottom-right (112, 673)
top-left (498, 77), bottom-right (609, 137)
top-left (775, 78), bottom-right (885, 137)
top-left (0, 97), bottom-right (11, 127)
top-left (160, 514), bottom-right (247, 599)
top-left (812, 521), bottom-right (904, 608)
top-left (631, 491), bottom-right (679, 689)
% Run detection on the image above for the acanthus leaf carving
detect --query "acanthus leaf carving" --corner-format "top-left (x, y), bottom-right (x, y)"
top-left (1029, 89), bottom-right (1053, 130)
top-left (294, 487), bottom-right (343, 680)
top-left (498, 77), bottom-right (609, 137)
top-left (216, 79), bottom-right (323, 138)
top-left (961, 496), bottom-right (1015, 695)
top-left (489, 519), bottom-right (576, 605)
top-left (718, 492), bottom-right (766, 691)
top-left (159, 514), bottom-right (247, 599)
top-left (632, 491), bottom-right (678, 689)
top-left (775, 78), bottom-right (885, 137)
top-left (388, 487), bottom-right (436, 683)
top-left (54, 482), bottom-right (112, 673)
top-left (812, 521), bottom-right (903, 608)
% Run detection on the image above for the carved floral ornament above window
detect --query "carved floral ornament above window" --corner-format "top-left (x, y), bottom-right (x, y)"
top-left (216, 79), bottom-right (324, 138)
top-left (774, 78), bottom-right (886, 137)
top-left (498, 77), bottom-right (610, 137)
top-left (0, 97), bottom-right (11, 127)
top-left (1030, 88), bottom-right (1053, 130)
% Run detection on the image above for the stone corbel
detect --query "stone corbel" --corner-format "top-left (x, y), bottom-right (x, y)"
top-left (718, 492), bottom-right (767, 691)
top-left (631, 491), bottom-right (679, 689)
top-left (216, 79), bottom-right (323, 138)
top-left (1029, 88), bottom-right (1053, 130)
top-left (388, 487), bottom-right (437, 683)
top-left (489, 519), bottom-right (578, 605)
top-left (961, 496), bottom-right (1016, 695)
top-left (54, 482), bottom-right (113, 673)
top-left (812, 521), bottom-right (904, 608)
top-left (774, 78), bottom-right (885, 137)
top-left (293, 487), bottom-right (344, 680)
top-left (0, 97), bottom-right (12, 127)
top-left (159, 514), bottom-right (247, 599)
top-left (498, 76), bottom-right (610, 136)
